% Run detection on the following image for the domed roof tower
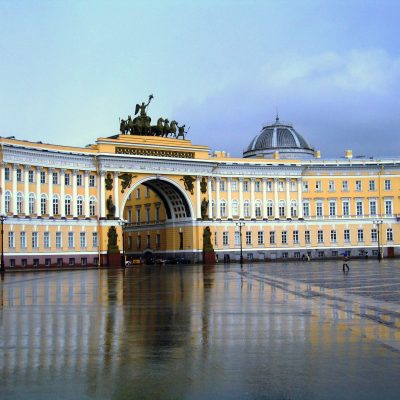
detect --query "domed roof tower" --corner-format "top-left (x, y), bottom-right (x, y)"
top-left (243, 116), bottom-right (315, 159)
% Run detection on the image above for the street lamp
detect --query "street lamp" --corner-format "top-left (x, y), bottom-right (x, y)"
top-left (373, 219), bottom-right (383, 261)
top-left (119, 219), bottom-right (127, 267)
top-left (236, 221), bottom-right (245, 265)
top-left (0, 213), bottom-right (7, 274)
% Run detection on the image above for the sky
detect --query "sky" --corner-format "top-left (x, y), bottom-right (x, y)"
top-left (1, 0), bottom-right (400, 158)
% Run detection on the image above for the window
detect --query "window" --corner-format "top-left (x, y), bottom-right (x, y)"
top-left (331, 230), bottom-right (337, 242)
top-left (282, 252), bottom-right (288, 259)
top-left (357, 229), bottom-right (364, 242)
top-left (20, 232), bottom-right (26, 248)
top-left (255, 180), bottom-right (261, 192)
top-left (41, 194), bottom-right (47, 215)
top-left (317, 251), bottom-right (325, 258)
top-left (214, 232), bottom-right (218, 246)
top-left (223, 231), bottom-right (229, 246)
top-left (231, 180), bottom-right (238, 191)
top-left (8, 231), bottom-right (15, 248)
top-left (342, 201), bottom-right (349, 217)
top-left (266, 181), bottom-right (272, 192)
top-left (156, 234), bottom-right (161, 249)
top-left (28, 170), bottom-right (34, 183)
top-left (5, 191), bottom-right (11, 213)
top-left (281, 231), bottom-right (287, 244)
top-left (290, 201), bottom-right (297, 217)
top-left (69, 258), bottom-right (75, 266)
top-left (155, 206), bottom-right (160, 223)
top-left (371, 228), bottom-right (377, 242)
top-left (232, 200), bottom-right (238, 216)
top-left (279, 200), bottom-right (285, 217)
top-left (80, 232), bottom-right (86, 248)
top-left (220, 200), bottom-right (227, 217)
top-left (305, 230), bottom-right (310, 244)
top-left (303, 202), bottom-right (309, 217)
top-left (92, 232), bottom-right (98, 248)
top-left (65, 195), bottom-right (71, 215)
top-left (77, 174), bottom-right (83, 186)
top-left (53, 195), bottom-right (59, 215)
top-left (290, 180), bottom-right (297, 192)
top-left (344, 229), bottom-right (350, 242)
top-left (257, 231), bottom-right (264, 245)
top-left (17, 192), bottom-right (23, 214)
top-left (243, 180), bottom-right (249, 192)
top-left (220, 180), bottom-right (226, 192)
top-left (329, 201), bottom-right (336, 217)
top-left (65, 173), bottom-right (70, 185)
top-left (28, 193), bottom-right (35, 214)
top-left (279, 180), bottom-right (284, 192)
top-left (385, 200), bottom-right (392, 216)
top-left (89, 197), bottom-right (96, 216)
top-left (316, 201), bottom-right (323, 217)
top-left (5, 167), bottom-right (10, 181)
top-left (317, 230), bottom-right (324, 243)
top-left (32, 232), bottom-right (38, 248)
top-left (369, 180), bottom-right (375, 191)
top-left (244, 201), bottom-right (250, 218)
top-left (234, 231), bottom-right (240, 246)
top-left (255, 201), bottom-right (261, 217)
top-left (89, 175), bottom-right (96, 187)
top-left (68, 232), bottom-right (74, 248)
top-left (52, 172), bottom-right (58, 185)
top-left (384, 179), bottom-right (391, 190)
top-left (356, 201), bottom-right (363, 216)
top-left (40, 171), bottom-right (46, 184)
top-left (269, 231), bottom-right (275, 245)
top-left (355, 180), bottom-right (362, 191)
top-left (136, 188), bottom-right (140, 199)
top-left (342, 180), bottom-right (349, 191)
top-left (56, 232), bottom-right (62, 248)
top-left (17, 168), bottom-right (22, 182)
top-left (81, 258), bottom-right (87, 266)
top-left (293, 230), bottom-right (299, 244)
top-left (136, 235), bottom-right (141, 249)
top-left (369, 200), bottom-right (377, 216)
top-left (146, 187), bottom-right (150, 198)
top-left (267, 200), bottom-right (273, 217)
top-left (315, 181), bottom-right (321, 191)
top-left (44, 232), bottom-right (50, 248)
top-left (246, 231), bottom-right (252, 245)
top-left (303, 181), bottom-right (309, 192)
top-left (387, 228), bottom-right (393, 241)
top-left (145, 206), bottom-right (151, 223)
top-left (328, 180), bottom-right (335, 191)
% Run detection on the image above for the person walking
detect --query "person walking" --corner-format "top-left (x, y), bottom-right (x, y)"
top-left (342, 255), bottom-right (350, 272)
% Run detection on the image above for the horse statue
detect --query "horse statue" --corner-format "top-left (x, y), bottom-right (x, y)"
top-left (163, 119), bottom-right (170, 137)
top-left (151, 117), bottom-right (164, 136)
top-left (120, 118), bottom-right (129, 134)
top-left (169, 120), bottom-right (178, 137)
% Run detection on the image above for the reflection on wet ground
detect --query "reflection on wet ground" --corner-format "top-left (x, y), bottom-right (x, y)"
top-left (0, 260), bottom-right (400, 399)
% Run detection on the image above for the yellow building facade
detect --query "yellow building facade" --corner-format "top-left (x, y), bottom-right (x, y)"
top-left (0, 116), bottom-right (399, 268)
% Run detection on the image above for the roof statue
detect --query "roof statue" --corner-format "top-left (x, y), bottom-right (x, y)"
top-left (119, 95), bottom-right (187, 139)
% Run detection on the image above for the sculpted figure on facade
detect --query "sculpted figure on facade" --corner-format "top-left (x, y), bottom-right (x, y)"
top-left (201, 198), bottom-right (209, 220)
top-left (119, 172), bottom-right (134, 193)
top-left (106, 195), bottom-right (116, 219)
top-left (200, 177), bottom-right (207, 194)
top-left (181, 175), bottom-right (195, 195)
top-left (203, 226), bottom-right (214, 252)
top-left (107, 226), bottom-right (119, 251)
top-left (105, 173), bottom-right (113, 191)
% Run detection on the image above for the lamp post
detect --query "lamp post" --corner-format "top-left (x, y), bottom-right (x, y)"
top-left (236, 221), bottom-right (245, 265)
top-left (373, 219), bottom-right (383, 262)
top-left (0, 214), bottom-right (7, 273)
top-left (119, 219), bottom-right (127, 267)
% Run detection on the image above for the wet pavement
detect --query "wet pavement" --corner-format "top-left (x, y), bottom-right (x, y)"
top-left (0, 259), bottom-right (400, 399)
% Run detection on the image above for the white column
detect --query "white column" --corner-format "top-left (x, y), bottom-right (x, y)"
top-left (12, 164), bottom-right (17, 215)
top-left (100, 172), bottom-right (106, 219)
top-left (262, 178), bottom-right (267, 218)
top-left (239, 178), bottom-right (244, 219)
top-left (207, 177), bottom-right (213, 218)
top-left (0, 163), bottom-right (5, 214)
top-left (113, 172), bottom-right (120, 219)
top-left (227, 177), bottom-right (232, 219)
top-left (48, 168), bottom-right (54, 217)
top-left (60, 169), bottom-right (66, 218)
top-left (24, 165), bottom-right (29, 215)
top-left (274, 178), bottom-right (279, 219)
top-left (297, 178), bottom-right (303, 219)
top-left (72, 170), bottom-right (78, 218)
top-left (85, 171), bottom-right (90, 218)
top-left (286, 178), bottom-right (290, 218)
top-left (196, 176), bottom-right (201, 219)
top-left (250, 178), bottom-right (255, 219)
top-left (215, 177), bottom-right (221, 219)
top-left (36, 167), bottom-right (41, 216)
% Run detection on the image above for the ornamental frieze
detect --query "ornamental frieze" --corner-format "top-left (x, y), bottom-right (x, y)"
top-left (115, 147), bottom-right (194, 159)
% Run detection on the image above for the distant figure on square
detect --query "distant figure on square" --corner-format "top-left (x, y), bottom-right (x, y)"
top-left (342, 255), bottom-right (350, 272)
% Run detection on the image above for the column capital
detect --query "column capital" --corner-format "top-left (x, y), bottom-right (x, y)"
top-left (60, 168), bottom-right (66, 174)
top-left (84, 170), bottom-right (91, 177)
top-left (12, 164), bottom-right (19, 170)
top-left (48, 167), bottom-right (54, 173)
top-left (99, 170), bottom-right (106, 177)
top-left (36, 166), bottom-right (42, 172)
top-left (72, 169), bottom-right (79, 175)
top-left (23, 164), bottom-right (31, 171)
top-left (250, 177), bottom-right (255, 182)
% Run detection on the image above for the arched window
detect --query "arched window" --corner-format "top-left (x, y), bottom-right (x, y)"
top-left (41, 194), bottom-right (47, 215)
top-left (220, 200), bottom-right (226, 217)
top-left (29, 193), bottom-right (35, 214)
top-left (65, 195), bottom-right (71, 216)
top-left (291, 200), bottom-right (297, 217)
top-left (232, 200), bottom-right (238, 216)
top-left (244, 200), bottom-right (250, 217)
top-left (4, 191), bottom-right (11, 213)
top-left (53, 195), bottom-right (59, 215)
top-left (89, 196), bottom-right (96, 216)
top-left (77, 196), bottom-right (83, 216)
top-left (267, 200), bottom-right (273, 217)
top-left (255, 201), bottom-right (261, 217)
top-left (17, 192), bottom-right (23, 214)
top-left (279, 200), bottom-right (285, 217)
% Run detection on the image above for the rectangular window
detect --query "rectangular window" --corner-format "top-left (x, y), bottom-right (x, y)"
top-left (5, 167), bottom-right (10, 181)
top-left (69, 258), bottom-right (75, 266)
top-left (146, 187), bottom-right (150, 198)
top-left (20, 231), bottom-right (26, 249)
top-left (303, 181), bottom-right (309, 192)
top-left (44, 231), bottom-right (50, 248)
top-left (56, 232), bottom-right (62, 248)
top-left (234, 231), bottom-right (240, 246)
top-left (255, 180), bottom-right (261, 192)
top-left (80, 232), bottom-right (86, 248)
top-left (356, 201), bottom-right (363, 216)
top-left (136, 189), bottom-right (140, 199)
top-left (92, 232), bottom-right (98, 248)
top-left (357, 229), bottom-right (364, 242)
top-left (40, 171), bottom-right (46, 184)
top-left (316, 202), bottom-right (323, 217)
top-left (146, 207), bottom-right (151, 223)
top-left (317, 230), bottom-right (324, 243)
top-left (28, 170), bottom-right (34, 183)
top-left (278, 180), bottom-right (284, 192)
top-left (32, 232), bottom-right (38, 248)
top-left (331, 230), bottom-right (337, 242)
top-left (8, 231), bottom-right (15, 248)
top-left (68, 232), bottom-right (74, 248)
top-left (303, 202), bottom-right (309, 217)
top-left (243, 180), bottom-right (249, 192)
top-left (281, 231), bottom-right (287, 244)
top-left (328, 180), bottom-right (335, 191)
top-left (371, 228), bottom-right (377, 242)
top-left (282, 252), bottom-right (288, 259)
top-left (293, 230), bottom-right (299, 244)
top-left (315, 181), bottom-right (321, 192)
top-left (369, 180), bottom-right (375, 191)
top-left (342, 180), bottom-right (348, 191)
top-left (257, 231), bottom-right (264, 245)
top-left (387, 228), bottom-right (393, 241)
top-left (369, 200), bottom-right (377, 216)
top-left (231, 180), bottom-right (238, 192)
top-left (344, 229), bottom-right (350, 242)
top-left (89, 175), bottom-right (96, 187)
top-left (17, 168), bottom-right (22, 182)
top-left (290, 180), bottom-right (297, 192)
top-left (65, 173), bottom-right (70, 186)
top-left (355, 180), bottom-right (362, 191)
top-left (52, 172), bottom-right (58, 185)
top-left (329, 201), bottom-right (336, 217)
top-left (305, 230), bottom-right (310, 244)
top-left (136, 207), bottom-right (141, 224)
top-left (385, 200), bottom-right (392, 216)
top-left (137, 235), bottom-right (141, 249)
top-left (342, 201), bottom-right (349, 217)
top-left (266, 181), bottom-right (272, 191)
top-left (384, 179), bottom-right (391, 190)
top-left (269, 231), bottom-right (275, 245)
top-left (76, 174), bottom-right (83, 186)
top-left (223, 231), bottom-right (229, 246)
top-left (220, 180), bottom-right (226, 191)
top-left (246, 231), bottom-right (252, 245)
top-left (156, 234), bottom-right (161, 249)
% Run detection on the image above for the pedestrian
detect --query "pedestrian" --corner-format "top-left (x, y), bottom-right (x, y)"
top-left (342, 255), bottom-right (350, 272)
